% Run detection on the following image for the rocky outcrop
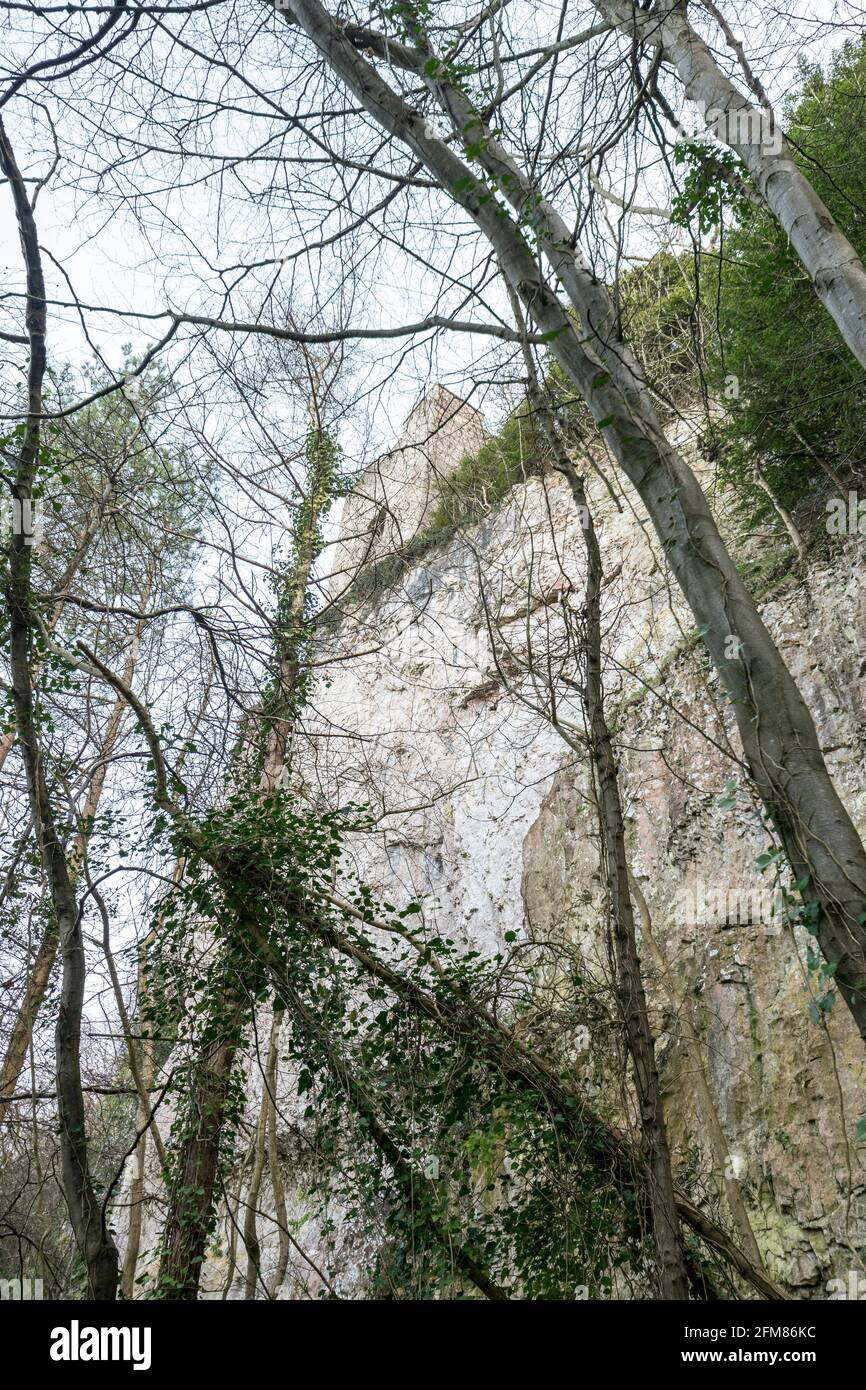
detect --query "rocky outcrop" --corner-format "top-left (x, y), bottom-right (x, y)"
top-left (328, 384), bottom-right (486, 599)
top-left (302, 391), bottom-right (866, 1296)
top-left (122, 389), bottom-right (866, 1297)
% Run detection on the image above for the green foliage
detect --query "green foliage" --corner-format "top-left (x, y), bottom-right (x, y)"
top-left (426, 401), bottom-right (551, 533)
top-left (671, 141), bottom-right (751, 235)
top-left (325, 403), bottom-right (553, 620)
top-left (701, 37), bottom-right (866, 522)
top-left (260, 425), bottom-right (343, 748)
top-left (600, 40), bottom-right (866, 532)
top-left (145, 786), bottom-right (643, 1298)
top-left (618, 252), bottom-right (705, 408)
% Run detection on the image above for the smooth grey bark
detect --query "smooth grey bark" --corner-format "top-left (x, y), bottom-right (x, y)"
top-left (593, 0), bottom-right (866, 373)
top-left (279, 0), bottom-right (866, 1045)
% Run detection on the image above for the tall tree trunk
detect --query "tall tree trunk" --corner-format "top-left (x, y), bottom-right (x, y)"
top-left (593, 0), bottom-right (866, 374)
top-left (583, 595), bottom-right (689, 1298)
top-left (264, 1013), bottom-right (290, 1299)
top-left (509, 299), bottom-right (690, 1294)
top-left (158, 368), bottom-right (336, 1299)
top-left (241, 1011), bottom-right (286, 1299)
top-left (120, 951), bottom-right (159, 1299)
top-left (0, 116), bottom-right (118, 1300)
top-left (120, 853), bottom-right (188, 1298)
top-left (525, 373), bottom-right (688, 1298)
top-left (158, 1039), bottom-right (237, 1299)
top-left (241, 1049), bottom-right (270, 1299)
top-left (283, 1), bottom-right (866, 1046)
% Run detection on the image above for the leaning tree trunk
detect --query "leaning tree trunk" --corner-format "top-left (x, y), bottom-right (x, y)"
top-left (593, 0), bottom-right (866, 374)
top-left (274, 977), bottom-right (509, 1300)
top-left (223, 852), bottom-right (783, 1299)
top-left (282, 0), bottom-right (866, 1045)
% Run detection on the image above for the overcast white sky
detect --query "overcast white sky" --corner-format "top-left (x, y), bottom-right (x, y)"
top-left (0, 0), bottom-right (857, 475)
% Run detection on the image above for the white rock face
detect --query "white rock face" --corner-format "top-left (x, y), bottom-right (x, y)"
top-left (328, 384), bottom-right (486, 600)
top-left (123, 390), bottom-right (866, 1298)
top-left (299, 391), bottom-right (866, 1296)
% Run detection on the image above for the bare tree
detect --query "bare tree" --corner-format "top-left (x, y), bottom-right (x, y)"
top-left (0, 116), bottom-right (119, 1299)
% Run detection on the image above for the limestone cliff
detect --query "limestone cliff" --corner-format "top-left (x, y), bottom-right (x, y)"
top-left (125, 387), bottom-right (866, 1298)
top-left (299, 389), bottom-right (866, 1296)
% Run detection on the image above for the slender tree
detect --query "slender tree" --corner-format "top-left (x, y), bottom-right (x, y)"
top-left (0, 116), bottom-right (119, 1299)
